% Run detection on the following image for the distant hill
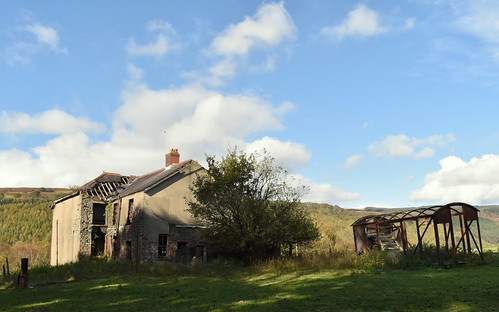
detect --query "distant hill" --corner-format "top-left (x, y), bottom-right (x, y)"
top-left (0, 190), bottom-right (497, 267)
top-left (0, 187), bottom-right (71, 201)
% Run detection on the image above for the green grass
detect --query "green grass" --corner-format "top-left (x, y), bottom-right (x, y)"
top-left (1, 252), bottom-right (498, 312)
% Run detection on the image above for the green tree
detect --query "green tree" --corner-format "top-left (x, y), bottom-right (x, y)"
top-left (187, 149), bottom-right (319, 264)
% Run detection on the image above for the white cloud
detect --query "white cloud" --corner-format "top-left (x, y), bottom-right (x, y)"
top-left (207, 1), bottom-right (295, 82)
top-left (0, 109), bottom-right (104, 135)
top-left (410, 154), bottom-right (499, 204)
top-left (294, 174), bottom-right (361, 204)
top-left (320, 4), bottom-right (387, 40)
top-left (244, 136), bottom-right (311, 171)
top-left (2, 22), bottom-right (66, 65)
top-left (367, 134), bottom-right (455, 158)
top-left (0, 77), bottom-right (359, 206)
top-left (127, 20), bottom-right (176, 57)
top-left (25, 23), bottom-right (66, 53)
top-left (345, 154), bottom-right (362, 168)
top-left (210, 1), bottom-right (295, 57)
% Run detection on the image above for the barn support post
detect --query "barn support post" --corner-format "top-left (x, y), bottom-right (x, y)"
top-left (433, 221), bottom-right (442, 266)
top-left (464, 220), bottom-right (473, 263)
top-left (400, 221), bottom-right (408, 254)
top-left (447, 211), bottom-right (457, 263)
top-left (443, 223), bottom-right (449, 252)
top-left (415, 219), bottom-right (423, 257)
top-left (457, 213), bottom-right (467, 253)
top-left (475, 218), bottom-right (485, 262)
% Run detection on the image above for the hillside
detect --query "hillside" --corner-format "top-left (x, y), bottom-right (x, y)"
top-left (0, 188), bottom-right (71, 265)
top-left (0, 189), bottom-right (497, 267)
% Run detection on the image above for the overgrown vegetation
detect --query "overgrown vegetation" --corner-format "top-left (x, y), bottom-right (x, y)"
top-left (1, 251), bottom-right (498, 311)
top-left (187, 149), bottom-right (319, 264)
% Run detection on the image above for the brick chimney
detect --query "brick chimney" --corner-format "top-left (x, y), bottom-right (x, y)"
top-left (165, 148), bottom-right (180, 167)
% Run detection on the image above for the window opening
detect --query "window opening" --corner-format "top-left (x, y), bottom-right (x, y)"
top-left (158, 234), bottom-right (168, 258)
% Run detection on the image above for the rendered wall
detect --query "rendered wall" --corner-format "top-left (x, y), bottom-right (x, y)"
top-left (50, 195), bottom-right (82, 265)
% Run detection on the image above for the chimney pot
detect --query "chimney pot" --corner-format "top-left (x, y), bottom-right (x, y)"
top-left (165, 148), bottom-right (180, 167)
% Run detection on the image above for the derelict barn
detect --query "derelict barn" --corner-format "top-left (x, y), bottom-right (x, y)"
top-left (352, 202), bottom-right (485, 265)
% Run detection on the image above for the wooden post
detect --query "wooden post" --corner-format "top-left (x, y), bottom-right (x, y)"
top-left (19, 258), bottom-right (28, 288)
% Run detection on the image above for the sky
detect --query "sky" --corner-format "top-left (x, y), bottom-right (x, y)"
top-left (2, 0), bottom-right (499, 208)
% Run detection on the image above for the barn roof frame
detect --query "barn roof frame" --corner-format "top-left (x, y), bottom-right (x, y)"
top-left (352, 202), bottom-right (485, 266)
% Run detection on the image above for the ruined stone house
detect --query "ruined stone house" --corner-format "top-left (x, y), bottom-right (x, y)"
top-left (50, 149), bottom-right (207, 265)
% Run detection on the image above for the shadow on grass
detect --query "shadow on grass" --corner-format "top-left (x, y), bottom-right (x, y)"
top-left (1, 255), bottom-right (498, 312)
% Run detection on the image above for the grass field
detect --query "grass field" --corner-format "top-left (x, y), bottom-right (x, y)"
top-left (1, 252), bottom-right (498, 312)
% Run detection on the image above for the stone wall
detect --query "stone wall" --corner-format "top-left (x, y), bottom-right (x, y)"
top-left (79, 195), bottom-right (93, 260)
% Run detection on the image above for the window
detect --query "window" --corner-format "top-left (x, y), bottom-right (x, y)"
top-left (92, 203), bottom-right (106, 225)
top-left (158, 234), bottom-right (168, 258)
top-left (126, 199), bottom-right (134, 225)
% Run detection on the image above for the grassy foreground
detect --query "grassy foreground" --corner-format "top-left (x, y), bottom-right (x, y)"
top-left (1, 252), bottom-right (498, 312)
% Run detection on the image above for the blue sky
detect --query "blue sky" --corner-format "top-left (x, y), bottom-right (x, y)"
top-left (2, 0), bottom-right (499, 208)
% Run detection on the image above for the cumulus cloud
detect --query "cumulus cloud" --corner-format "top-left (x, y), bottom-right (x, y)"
top-left (410, 154), bottom-right (499, 204)
top-left (294, 174), bottom-right (361, 204)
top-left (244, 136), bottom-right (311, 171)
top-left (0, 109), bottom-right (104, 135)
top-left (345, 154), bottom-right (362, 168)
top-left (367, 134), bottom-right (455, 158)
top-left (0, 6), bottom-right (359, 205)
top-left (127, 20), bottom-right (177, 57)
top-left (208, 1), bottom-right (295, 81)
top-left (320, 4), bottom-right (386, 40)
top-left (2, 22), bottom-right (66, 65)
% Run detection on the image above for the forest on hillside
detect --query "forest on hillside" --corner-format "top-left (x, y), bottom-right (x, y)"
top-left (0, 189), bottom-right (70, 267)
top-left (0, 189), bottom-right (498, 268)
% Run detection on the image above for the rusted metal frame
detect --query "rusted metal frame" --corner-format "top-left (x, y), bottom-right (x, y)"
top-left (456, 213), bottom-right (467, 254)
top-left (433, 220), bottom-right (443, 266)
top-left (400, 221), bottom-right (408, 253)
top-left (464, 218), bottom-right (473, 263)
top-left (443, 223), bottom-right (449, 252)
top-left (415, 219), bottom-right (423, 257)
top-left (466, 220), bottom-right (484, 262)
top-left (447, 209), bottom-right (457, 263)
top-left (413, 217), bottom-right (432, 256)
top-left (475, 217), bottom-right (485, 262)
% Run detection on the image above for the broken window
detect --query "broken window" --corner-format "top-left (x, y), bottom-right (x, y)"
top-left (92, 203), bottom-right (106, 225)
top-left (126, 199), bottom-right (134, 225)
top-left (157, 234), bottom-right (168, 258)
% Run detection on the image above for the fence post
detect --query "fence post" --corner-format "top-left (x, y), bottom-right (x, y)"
top-left (18, 258), bottom-right (28, 288)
